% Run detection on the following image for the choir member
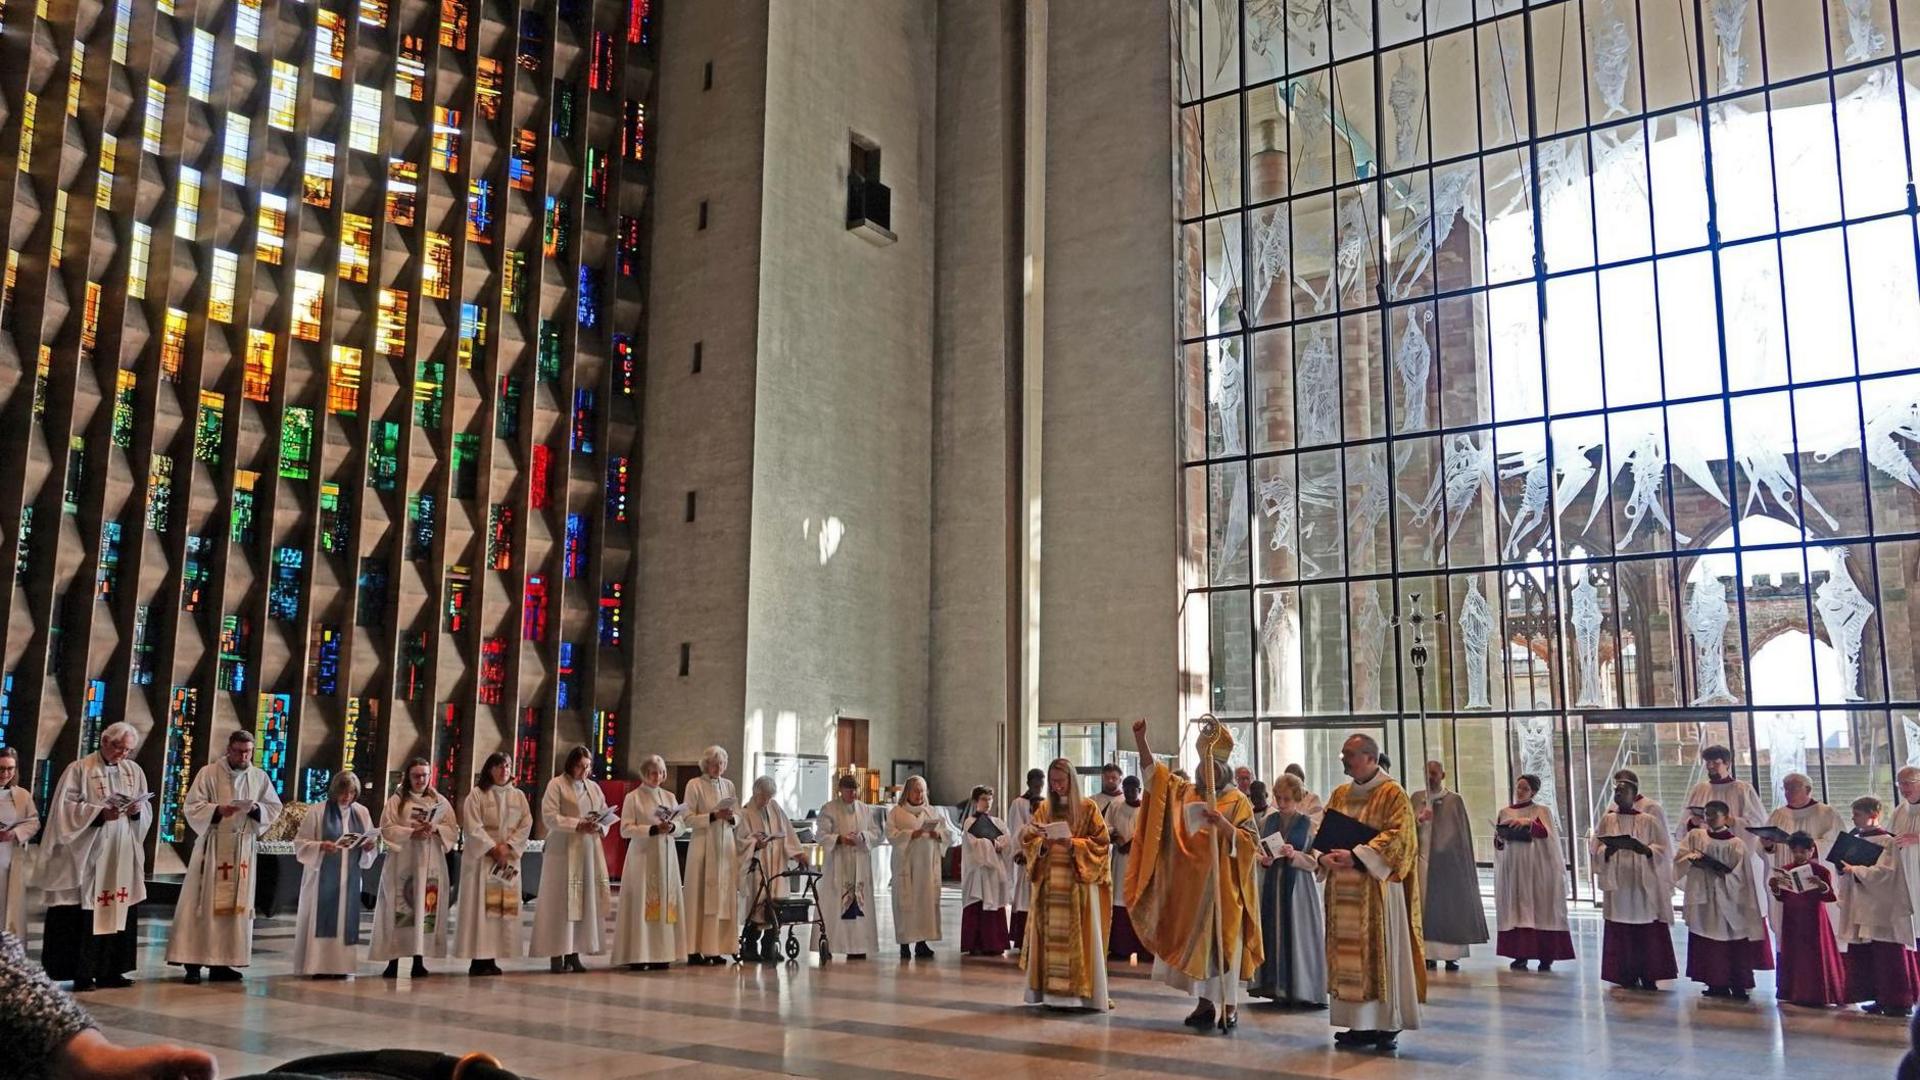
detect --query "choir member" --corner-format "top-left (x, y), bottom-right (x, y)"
top-left (1089, 764), bottom-right (1123, 822)
top-left (40, 723), bottom-right (149, 990)
top-left (1317, 734), bottom-right (1423, 1050)
top-left (1246, 781), bottom-right (1274, 832)
top-left (370, 757), bottom-right (458, 979)
top-left (1613, 768), bottom-right (1670, 841)
top-left (889, 776), bottom-right (958, 959)
top-left (454, 752), bottom-right (532, 976)
top-left (1233, 766), bottom-right (1254, 795)
top-left (958, 786), bottom-right (1012, 956)
top-left (1769, 831), bottom-right (1846, 1008)
top-left (1099, 771), bottom-right (1150, 962)
top-left (1284, 763), bottom-right (1325, 828)
top-left (1889, 767), bottom-right (1920, 947)
top-left (1758, 773), bottom-right (1844, 936)
top-left (1006, 768), bottom-right (1044, 949)
top-left (613, 754), bottom-right (686, 971)
top-left (165, 730), bottom-right (283, 983)
top-left (737, 776), bottom-right (803, 963)
top-left (1591, 777), bottom-right (1675, 991)
top-left (682, 745), bottom-right (740, 965)
top-left (1019, 757), bottom-right (1112, 1010)
top-left (814, 774), bottom-right (882, 960)
top-left (1249, 773), bottom-right (1326, 1007)
top-left (1680, 746), bottom-right (1771, 947)
top-left (0, 747), bottom-right (41, 940)
top-left (1676, 799), bottom-right (1770, 999)
top-left (1494, 773), bottom-right (1574, 972)
top-left (1837, 796), bottom-right (1920, 1018)
top-left (1127, 721), bottom-right (1259, 1032)
top-left (292, 772), bottom-right (377, 979)
top-left (1412, 760), bottom-right (1487, 972)
top-left (531, 746), bottom-right (615, 973)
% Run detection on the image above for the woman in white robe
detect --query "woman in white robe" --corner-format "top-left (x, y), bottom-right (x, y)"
top-left (1494, 773), bottom-right (1575, 971)
top-left (737, 775), bottom-right (803, 963)
top-left (531, 746), bottom-right (615, 972)
top-left (958, 785), bottom-right (1012, 956)
top-left (369, 757), bottom-right (459, 978)
top-left (1005, 769), bottom-right (1044, 948)
top-left (165, 731), bottom-right (283, 982)
top-left (0, 747), bottom-right (41, 940)
top-left (612, 754), bottom-right (686, 970)
top-left (813, 774), bottom-right (883, 960)
top-left (682, 745), bottom-right (739, 964)
top-left (1590, 778), bottom-right (1676, 990)
top-left (889, 776), bottom-right (958, 958)
top-left (293, 773), bottom-right (378, 978)
top-left (453, 753), bottom-right (532, 975)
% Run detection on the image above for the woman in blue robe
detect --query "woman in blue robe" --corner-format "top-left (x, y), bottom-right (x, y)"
top-left (1248, 773), bottom-right (1328, 1006)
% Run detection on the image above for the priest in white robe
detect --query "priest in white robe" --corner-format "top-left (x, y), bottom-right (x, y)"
top-left (814, 774), bottom-right (883, 960)
top-left (40, 723), bottom-right (150, 989)
top-left (888, 776), bottom-right (957, 958)
top-left (613, 754), bottom-right (685, 970)
top-left (1676, 799), bottom-right (1770, 999)
top-left (0, 746), bottom-right (41, 940)
top-left (1837, 796), bottom-right (1920, 1016)
top-left (453, 752), bottom-right (531, 976)
top-left (1591, 777), bottom-right (1675, 990)
top-left (531, 746), bottom-right (615, 972)
top-left (292, 772), bottom-right (378, 978)
top-left (682, 745), bottom-right (740, 964)
top-left (1758, 773), bottom-right (1845, 941)
top-left (165, 730), bottom-right (282, 983)
top-left (1005, 768), bottom-right (1044, 948)
top-left (958, 785), bottom-right (1012, 956)
top-left (1891, 766), bottom-right (1920, 948)
top-left (369, 757), bottom-right (458, 978)
top-left (737, 775), bottom-right (802, 963)
top-left (1494, 773), bottom-right (1574, 971)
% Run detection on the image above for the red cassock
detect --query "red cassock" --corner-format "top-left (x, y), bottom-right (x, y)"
top-left (1774, 863), bottom-right (1846, 1007)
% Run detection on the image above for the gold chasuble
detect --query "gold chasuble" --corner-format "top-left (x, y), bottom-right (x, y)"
top-left (1019, 796), bottom-right (1112, 1007)
top-left (1124, 760), bottom-right (1263, 982)
top-left (1323, 772), bottom-right (1427, 1008)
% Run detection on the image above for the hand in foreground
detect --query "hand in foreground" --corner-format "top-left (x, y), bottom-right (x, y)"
top-left (54, 1030), bottom-right (217, 1080)
top-left (99, 807), bottom-right (123, 823)
top-left (1318, 849), bottom-right (1354, 870)
top-left (1200, 807), bottom-right (1230, 829)
top-left (1256, 852), bottom-right (1276, 868)
top-left (1898, 834), bottom-right (1920, 849)
top-left (575, 820), bottom-right (599, 833)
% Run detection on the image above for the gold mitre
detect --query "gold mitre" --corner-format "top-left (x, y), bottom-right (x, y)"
top-left (1195, 714), bottom-right (1234, 764)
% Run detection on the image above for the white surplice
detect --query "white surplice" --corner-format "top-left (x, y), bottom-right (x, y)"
top-left (369, 790), bottom-right (458, 960)
top-left (959, 813), bottom-right (1011, 912)
top-left (165, 761), bottom-right (282, 967)
top-left (682, 775), bottom-right (740, 955)
top-left (1891, 800), bottom-right (1920, 946)
top-left (1674, 828), bottom-right (1766, 943)
top-left (1837, 830), bottom-right (1916, 947)
top-left (292, 801), bottom-right (377, 976)
top-left (530, 776), bottom-right (613, 957)
top-left (888, 802), bottom-right (957, 944)
top-left (1591, 809), bottom-right (1671, 925)
top-left (452, 785), bottom-right (532, 961)
top-left (1093, 793), bottom-right (1138, 908)
top-left (613, 783), bottom-right (686, 965)
top-left (0, 784), bottom-right (41, 939)
top-left (1005, 795), bottom-right (1039, 917)
top-left (1632, 794), bottom-right (1670, 847)
top-left (813, 798), bottom-right (883, 956)
top-left (1681, 778), bottom-right (1771, 925)
top-left (40, 753), bottom-right (150, 933)
top-left (1493, 803), bottom-right (1570, 935)
top-left (1761, 800), bottom-right (1845, 938)
top-left (737, 798), bottom-right (803, 927)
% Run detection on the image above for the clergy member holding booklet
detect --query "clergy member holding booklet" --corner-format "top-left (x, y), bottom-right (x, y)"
top-left (1675, 799), bottom-right (1770, 1000)
top-left (958, 786), bottom-right (1012, 956)
top-left (1769, 830), bottom-right (1846, 1008)
top-left (0, 747), bottom-right (38, 940)
top-left (1835, 796), bottom-right (1920, 1018)
top-left (1493, 773), bottom-right (1574, 972)
top-left (1006, 768), bottom-right (1044, 949)
top-left (1126, 719), bottom-right (1260, 1033)
top-left (1591, 778), bottom-right (1676, 991)
top-left (531, 746), bottom-right (616, 973)
top-left (370, 757), bottom-right (459, 980)
top-left (454, 752), bottom-right (532, 977)
top-left (165, 730), bottom-right (282, 984)
top-left (737, 776), bottom-right (803, 963)
top-left (1102, 772), bottom-right (1151, 962)
top-left (40, 722), bottom-right (150, 990)
top-left (683, 745), bottom-right (740, 965)
top-left (613, 754), bottom-right (686, 971)
top-left (890, 776), bottom-right (958, 959)
top-left (1317, 732), bottom-right (1424, 1052)
top-left (814, 774), bottom-right (882, 960)
top-left (1411, 760), bottom-right (1487, 973)
top-left (1893, 767), bottom-right (1920, 946)
top-left (1680, 746), bottom-right (1772, 941)
top-left (1019, 757), bottom-right (1112, 1011)
top-left (1756, 772), bottom-right (1845, 938)
top-left (1249, 772), bottom-right (1326, 1007)
top-left (292, 772), bottom-right (378, 979)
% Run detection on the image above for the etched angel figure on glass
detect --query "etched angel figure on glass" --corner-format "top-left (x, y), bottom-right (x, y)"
top-left (1711, 0), bottom-right (1752, 93)
top-left (1570, 573), bottom-right (1605, 709)
top-left (1394, 308), bottom-right (1434, 434)
top-left (1405, 433), bottom-right (1496, 563)
top-left (1352, 587), bottom-right (1390, 713)
top-left (1686, 575), bottom-right (1737, 706)
top-left (1814, 548), bottom-right (1874, 703)
top-left (1259, 591), bottom-right (1301, 715)
top-left (1297, 324), bottom-right (1341, 446)
top-left (1459, 578), bottom-right (1495, 711)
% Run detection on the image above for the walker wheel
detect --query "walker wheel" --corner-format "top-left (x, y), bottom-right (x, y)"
top-left (785, 933), bottom-right (800, 961)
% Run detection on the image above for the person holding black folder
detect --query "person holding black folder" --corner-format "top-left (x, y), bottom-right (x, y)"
top-left (959, 786), bottom-right (1013, 956)
top-left (1493, 774), bottom-right (1574, 972)
top-left (1317, 733), bottom-right (1423, 1051)
top-left (1591, 778), bottom-right (1675, 990)
top-left (1836, 795), bottom-right (1920, 1018)
top-left (1757, 773), bottom-right (1844, 941)
top-left (1675, 800), bottom-right (1770, 1000)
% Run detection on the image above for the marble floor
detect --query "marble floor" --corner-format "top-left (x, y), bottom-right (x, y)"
top-left (56, 895), bottom-right (1908, 1080)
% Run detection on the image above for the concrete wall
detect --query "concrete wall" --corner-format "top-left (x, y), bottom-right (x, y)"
top-left (631, 0), bottom-right (771, 774)
top-left (740, 1), bottom-right (939, 789)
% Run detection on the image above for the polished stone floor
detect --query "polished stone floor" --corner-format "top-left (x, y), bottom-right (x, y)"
top-left (59, 894), bottom-right (1907, 1079)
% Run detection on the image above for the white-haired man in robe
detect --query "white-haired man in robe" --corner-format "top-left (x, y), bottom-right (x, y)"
top-left (41, 722), bottom-right (151, 989)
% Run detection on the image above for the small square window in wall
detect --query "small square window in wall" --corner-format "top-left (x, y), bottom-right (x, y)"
top-left (684, 490), bottom-right (696, 522)
top-left (697, 200), bottom-right (707, 230)
top-left (692, 340), bottom-right (702, 373)
top-left (678, 643), bottom-right (690, 677)
top-left (847, 135), bottom-right (893, 244)
top-left (703, 61), bottom-right (712, 90)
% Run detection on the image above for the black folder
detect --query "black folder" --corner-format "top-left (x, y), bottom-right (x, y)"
top-left (1310, 808), bottom-right (1380, 854)
top-left (1744, 825), bottom-right (1793, 845)
top-left (1828, 831), bottom-right (1887, 869)
top-left (1496, 822), bottom-right (1537, 845)
top-left (1597, 833), bottom-right (1651, 858)
top-left (966, 815), bottom-right (1002, 842)
top-left (1689, 853), bottom-right (1735, 876)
